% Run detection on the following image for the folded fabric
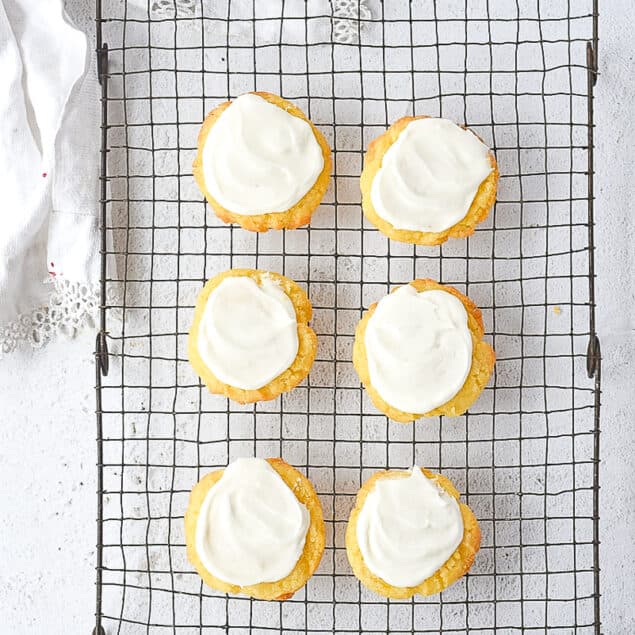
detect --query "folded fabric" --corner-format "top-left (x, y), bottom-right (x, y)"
top-left (0, 0), bottom-right (100, 354)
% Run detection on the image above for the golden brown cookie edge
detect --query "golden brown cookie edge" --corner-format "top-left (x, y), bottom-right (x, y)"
top-left (193, 91), bottom-right (332, 231)
top-left (345, 467), bottom-right (481, 599)
top-left (360, 115), bottom-right (498, 245)
top-left (184, 457), bottom-right (326, 601)
top-left (352, 278), bottom-right (496, 422)
top-left (188, 268), bottom-right (317, 404)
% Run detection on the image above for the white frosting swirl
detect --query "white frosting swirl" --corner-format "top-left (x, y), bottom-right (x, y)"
top-left (202, 93), bottom-right (324, 214)
top-left (197, 274), bottom-right (299, 390)
top-left (365, 285), bottom-right (472, 413)
top-left (356, 467), bottom-right (464, 587)
top-left (195, 458), bottom-right (310, 586)
top-left (370, 117), bottom-right (493, 232)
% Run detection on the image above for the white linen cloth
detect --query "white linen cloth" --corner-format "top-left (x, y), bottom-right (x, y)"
top-left (0, 0), bottom-right (100, 354)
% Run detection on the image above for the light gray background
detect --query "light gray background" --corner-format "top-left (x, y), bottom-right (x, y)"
top-left (0, 2), bottom-right (633, 634)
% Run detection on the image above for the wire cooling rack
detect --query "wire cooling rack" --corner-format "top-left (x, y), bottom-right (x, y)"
top-left (94, 1), bottom-right (601, 633)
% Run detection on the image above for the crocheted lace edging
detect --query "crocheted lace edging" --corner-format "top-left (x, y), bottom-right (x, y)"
top-left (150, 0), bottom-right (198, 16)
top-left (149, 0), bottom-right (370, 43)
top-left (0, 277), bottom-right (101, 355)
top-left (332, 0), bottom-right (371, 44)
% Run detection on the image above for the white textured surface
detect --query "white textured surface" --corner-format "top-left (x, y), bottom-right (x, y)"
top-left (0, 4), bottom-right (634, 635)
top-left (0, 331), bottom-right (96, 634)
top-left (594, 2), bottom-right (635, 630)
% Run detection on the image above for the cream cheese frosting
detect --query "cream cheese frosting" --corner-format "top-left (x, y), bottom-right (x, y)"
top-left (370, 117), bottom-right (493, 232)
top-left (196, 275), bottom-right (299, 390)
top-left (364, 285), bottom-right (473, 414)
top-left (356, 467), bottom-right (464, 587)
top-left (195, 457), bottom-right (310, 587)
top-left (202, 93), bottom-right (324, 215)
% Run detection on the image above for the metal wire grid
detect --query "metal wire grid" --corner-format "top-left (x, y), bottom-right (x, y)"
top-left (94, 1), bottom-right (600, 633)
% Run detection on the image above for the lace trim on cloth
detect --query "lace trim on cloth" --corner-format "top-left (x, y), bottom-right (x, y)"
top-left (0, 277), bottom-right (101, 355)
top-left (151, 0), bottom-right (370, 32)
top-left (151, 0), bottom-right (198, 17)
top-left (332, 0), bottom-right (371, 44)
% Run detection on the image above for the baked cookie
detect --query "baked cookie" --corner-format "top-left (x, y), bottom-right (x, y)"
top-left (346, 466), bottom-right (481, 599)
top-left (360, 115), bottom-right (498, 245)
top-left (188, 269), bottom-right (317, 404)
top-left (185, 457), bottom-right (325, 601)
top-left (352, 279), bottom-right (495, 422)
top-left (193, 91), bottom-right (332, 231)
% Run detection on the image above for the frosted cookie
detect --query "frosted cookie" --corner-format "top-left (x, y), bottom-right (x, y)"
top-left (352, 279), bottom-right (495, 422)
top-left (188, 269), bottom-right (317, 404)
top-left (185, 457), bottom-right (325, 601)
top-left (193, 92), bottom-right (331, 231)
top-left (346, 466), bottom-right (481, 599)
top-left (360, 116), bottom-right (498, 245)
